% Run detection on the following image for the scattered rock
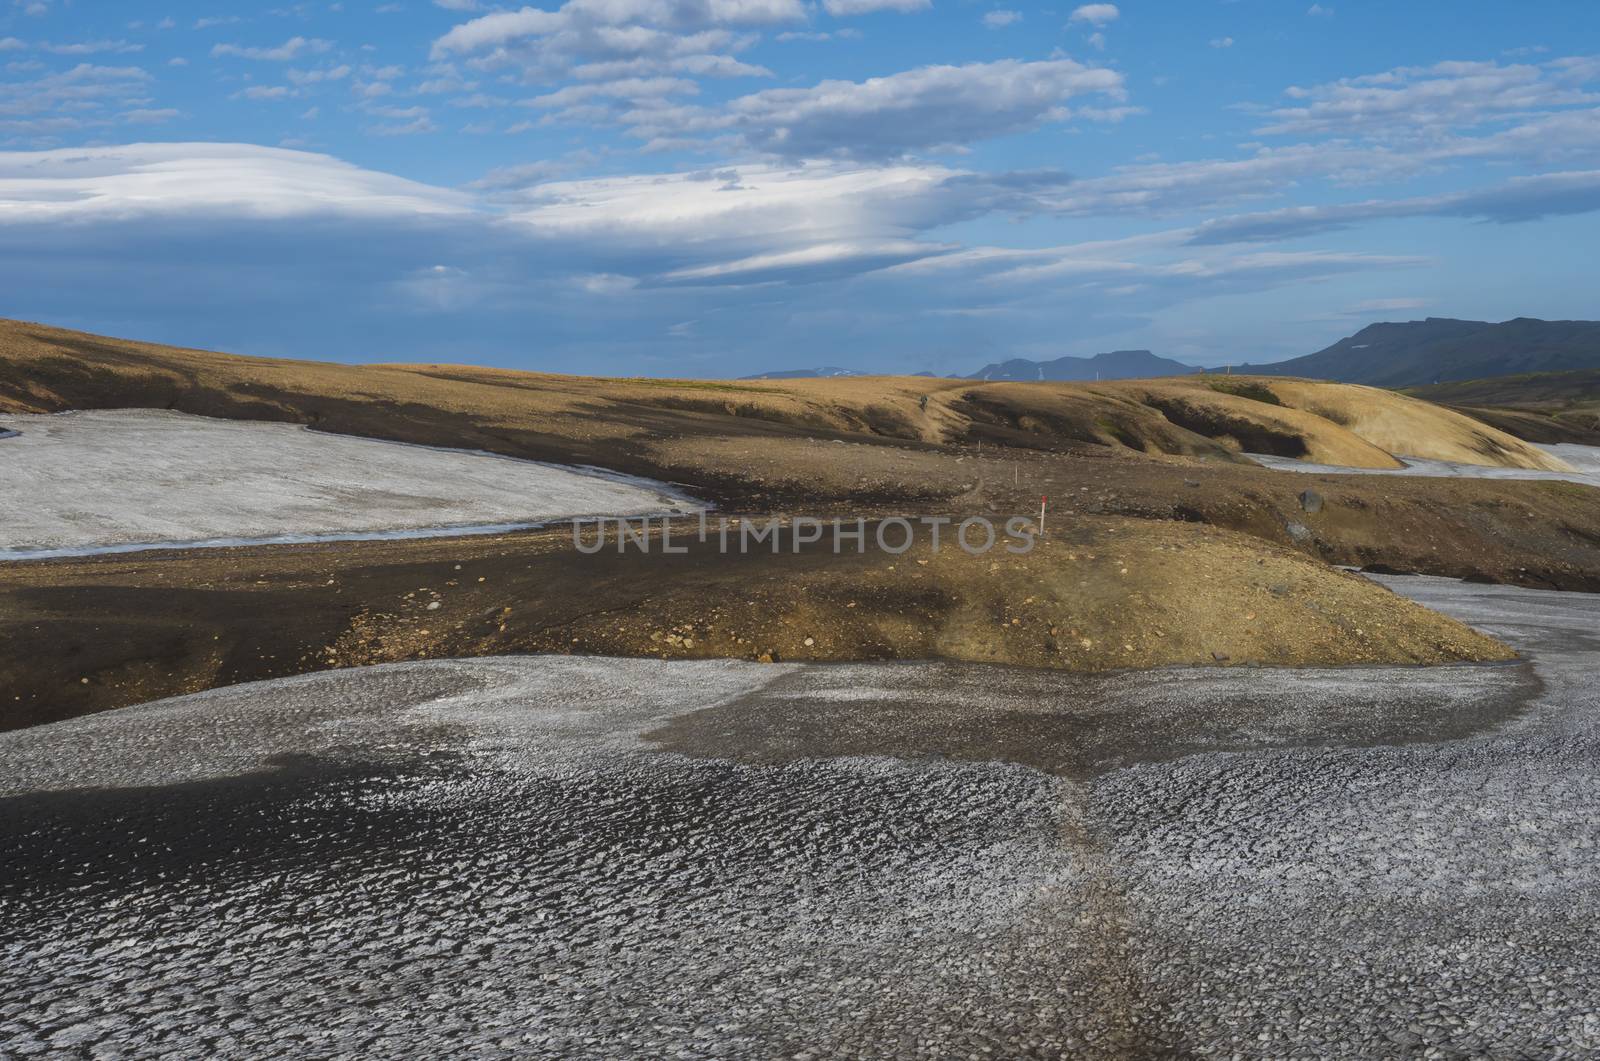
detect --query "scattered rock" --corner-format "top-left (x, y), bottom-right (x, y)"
top-left (1299, 489), bottom-right (1325, 514)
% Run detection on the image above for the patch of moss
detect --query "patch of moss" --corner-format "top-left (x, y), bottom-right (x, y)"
top-left (1204, 379), bottom-right (1285, 406)
top-left (1093, 416), bottom-right (1143, 449)
top-left (1537, 480), bottom-right (1598, 499)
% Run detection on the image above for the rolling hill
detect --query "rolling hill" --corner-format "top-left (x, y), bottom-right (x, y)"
top-left (0, 317), bottom-right (1564, 476)
top-left (1408, 368), bottom-right (1600, 444)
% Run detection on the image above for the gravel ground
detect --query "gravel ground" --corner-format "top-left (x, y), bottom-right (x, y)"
top-left (1249, 442), bottom-right (1600, 488)
top-left (1089, 576), bottom-right (1600, 1058)
top-left (2, 578), bottom-right (1597, 1056)
top-left (0, 409), bottom-right (698, 559)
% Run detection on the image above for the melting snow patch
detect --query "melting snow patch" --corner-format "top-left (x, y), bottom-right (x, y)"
top-left (1248, 443), bottom-right (1600, 490)
top-left (0, 408), bottom-right (702, 559)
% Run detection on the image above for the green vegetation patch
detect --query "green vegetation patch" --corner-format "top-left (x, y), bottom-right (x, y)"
top-left (1536, 480), bottom-right (1598, 499)
top-left (1204, 379), bottom-right (1285, 406)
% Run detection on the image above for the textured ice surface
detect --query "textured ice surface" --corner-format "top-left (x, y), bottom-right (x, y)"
top-left (0, 409), bottom-right (698, 559)
top-left (3, 581), bottom-right (1599, 1056)
top-left (1249, 442), bottom-right (1600, 488)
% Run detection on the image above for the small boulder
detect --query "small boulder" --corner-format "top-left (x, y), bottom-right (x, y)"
top-left (1298, 489), bottom-right (1324, 514)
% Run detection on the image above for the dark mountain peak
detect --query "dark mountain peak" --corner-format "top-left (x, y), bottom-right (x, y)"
top-left (969, 349), bottom-right (1197, 382)
top-left (1253, 317), bottom-right (1600, 387)
top-left (739, 366), bottom-right (861, 380)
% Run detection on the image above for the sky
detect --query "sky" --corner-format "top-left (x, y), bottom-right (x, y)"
top-left (2, 1), bottom-right (1598, 377)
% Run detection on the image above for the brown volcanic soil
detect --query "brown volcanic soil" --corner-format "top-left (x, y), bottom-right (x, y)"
top-left (7, 316), bottom-right (1600, 728)
top-left (0, 518), bottom-right (1510, 732)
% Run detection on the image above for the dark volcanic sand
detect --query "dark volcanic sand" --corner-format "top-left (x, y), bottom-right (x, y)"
top-left (4, 578), bottom-right (1598, 1057)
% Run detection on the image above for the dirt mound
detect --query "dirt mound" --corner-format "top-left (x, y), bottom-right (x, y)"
top-left (0, 517), bottom-right (1511, 730)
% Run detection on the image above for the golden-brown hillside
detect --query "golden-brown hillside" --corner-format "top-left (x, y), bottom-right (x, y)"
top-left (0, 317), bottom-right (1564, 480)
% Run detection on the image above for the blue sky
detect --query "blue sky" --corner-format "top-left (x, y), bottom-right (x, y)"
top-left (2, 0), bottom-right (1598, 376)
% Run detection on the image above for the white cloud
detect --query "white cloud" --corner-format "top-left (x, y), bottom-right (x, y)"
top-left (577, 52), bottom-right (772, 79)
top-left (530, 75), bottom-right (698, 107)
top-left (367, 106), bottom-right (441, 135)
top-left (0, 63), bottom-right (153, 139)
top-left (212, 37), bottom-right (335, 61)
top-left (1261, 58), bottom-right (1599, 138)
top-left (578, 272), bottom-right (639, 294)
top-left (658, 238), bottom-right (944, 284)
top-left (983, 10), bottom-right (1021, 29)
top-left (1339, 297), bottom-right (1426, 316)
top-left (1306, 4), bottom-right (1332, 16)
top-left (1068, 3), bottom-right (1118, 26)
top-left (235, 85), bottom-right (295, 100)
top-left (0, 143), bottom-right (470, 222)
top-left (1210, 36), bottom-right (1233, 49)
top-left (287, 64), bottom-right (353, 85)
top-left (433, 0), bottom-right (803, 59)
top-left (425, 0), bottom-right (804, 101)
top-left (430, 7), bottom-right (565, 55)
top-left (120, 108), bottom-right (181, 124)
top-left (502, 161), bottom-right (975, 282)
top-left (822, 0), bottom-right (929, 15)
top-left (395, 263), bottom-right (482, 309)
top-left (0, 141), bottom-right (1460, 370)
top-left (469, 159), bottom-right (573, 191)
top-left (645, 58), bottom-right (1127, 160)
top-left (39, 40), bottom-right (144, 55)
top-left (1187, 169), bottom-right (1600, 244)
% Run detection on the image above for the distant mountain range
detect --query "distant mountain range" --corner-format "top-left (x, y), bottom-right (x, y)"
top-left (736, 318), bottom-right (1600, 388)
top-left (740, 366), bottom-right (862, 380)
top-left (739, 350), bottom-right (1200, 382)
top-left (968, 349), bottom-right (1198, 382)
top-left (1242, 318), bottom-right (1600, 388)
